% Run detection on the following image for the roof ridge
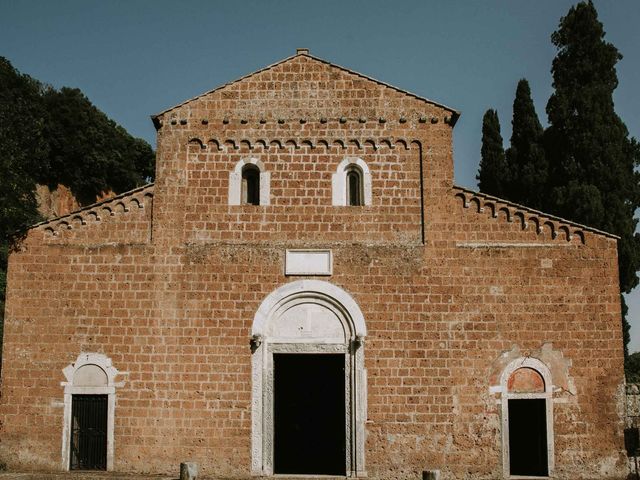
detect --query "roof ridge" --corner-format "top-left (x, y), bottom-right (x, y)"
top-left (452, 185), bottom-right (619, 239)
top-left (151, 51), bottom-right (460, 125)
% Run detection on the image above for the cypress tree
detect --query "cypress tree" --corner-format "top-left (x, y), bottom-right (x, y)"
top-left (544, 1), bottom-right (640, 356)
top-left (505, 79), bottom-right (547, 208)
top-left (477, 109), bottom-right (508, 197)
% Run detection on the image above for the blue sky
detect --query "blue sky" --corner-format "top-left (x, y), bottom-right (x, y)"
top-left (2, 0), bottom-right (640, 349)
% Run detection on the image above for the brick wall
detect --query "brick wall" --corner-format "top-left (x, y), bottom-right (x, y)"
top-left (0, 52), bottom-right (627, 479)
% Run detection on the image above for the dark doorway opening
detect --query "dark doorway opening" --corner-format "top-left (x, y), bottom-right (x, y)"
top-left (274, 353), bottom-right (346, 475)
top-left (70, 394), bottom-right (108, 470)
top-left (508, 398), bottom-right (548, 477)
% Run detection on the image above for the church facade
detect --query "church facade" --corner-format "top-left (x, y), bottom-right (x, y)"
top-left (0, 50), bottom-right (627, 479)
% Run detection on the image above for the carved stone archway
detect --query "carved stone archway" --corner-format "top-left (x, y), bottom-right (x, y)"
top-left (251, 280), bottom-right (367, 477)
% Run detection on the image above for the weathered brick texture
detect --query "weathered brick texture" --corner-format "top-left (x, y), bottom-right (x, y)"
top-left (0, 52), bottom-right (627, 479)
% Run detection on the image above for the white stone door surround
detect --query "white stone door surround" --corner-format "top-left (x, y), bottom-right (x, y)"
top-left (61, 353), bottom-right (121, 471)
top-left (500, 357), bottom-right (555, 478)
top-left (251, 279), bottom-right (367, 477)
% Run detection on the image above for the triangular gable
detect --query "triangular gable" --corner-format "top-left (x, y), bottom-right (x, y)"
top-left (151, 50), bottom-right (460, 127)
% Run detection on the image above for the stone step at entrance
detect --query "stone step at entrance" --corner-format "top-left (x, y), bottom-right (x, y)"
top-left (0, 473), bottom-right (352, 480)
top-left (0, 473), bottom-right (175, 480)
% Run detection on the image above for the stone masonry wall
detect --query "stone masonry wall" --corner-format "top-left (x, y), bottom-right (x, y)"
top-left (0, 52), bottom-right (627, 479)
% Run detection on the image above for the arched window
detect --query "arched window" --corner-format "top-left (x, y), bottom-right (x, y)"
top-left (242, 164), bottom-right (261, 205)
top-left (332, 158), bottom-right (372, 206)
top-left (500, 358), bottom-right (554, 478)
top-left (229, 158), bottom-right (270, 206)
top-left (346, 165), bottom-right (364, 206)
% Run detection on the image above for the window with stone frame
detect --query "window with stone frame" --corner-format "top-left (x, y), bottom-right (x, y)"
top-left (229, 158), bottom-right (270, 206)
top-left (332, 158), bottom-right (371, 206)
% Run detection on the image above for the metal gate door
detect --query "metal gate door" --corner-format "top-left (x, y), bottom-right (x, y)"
top-left (70, 394), bottom-right (107, 470)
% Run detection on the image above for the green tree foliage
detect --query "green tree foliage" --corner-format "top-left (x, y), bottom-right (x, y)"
top-left (544, 1), bottom-right (640, 357)
top-left (545, 1), bottom-right (640, 291)
top-left (0, 56), bottom-right (155, 347)
top-left (43, 87), bottom-right (154, 204)
top-left (477, 109), bottom-right (508, 197)
top-left (0, 58), bottom-right (46, 240)
top-left (625, 350), bottom-right (640, 383)
top-left (0, 58), bottom-right (47, 340)
top-left (504, 79), bottom-right (547, 208)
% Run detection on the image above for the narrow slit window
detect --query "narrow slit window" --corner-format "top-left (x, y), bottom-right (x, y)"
top-left (242, 165), bottom-right (260, 205)
top-left (346, 166), bottom-right (363, 206)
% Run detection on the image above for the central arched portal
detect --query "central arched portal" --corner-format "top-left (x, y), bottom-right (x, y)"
top-left (251, 280), bottom-right (367, 477)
